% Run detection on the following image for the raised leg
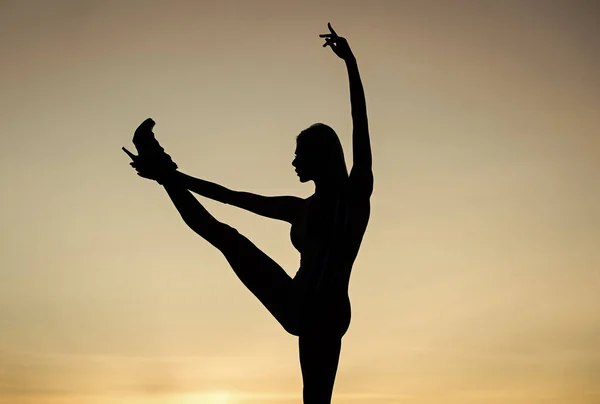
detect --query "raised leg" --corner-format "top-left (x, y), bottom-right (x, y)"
top-left (162, 178), bottom-right (301, 335)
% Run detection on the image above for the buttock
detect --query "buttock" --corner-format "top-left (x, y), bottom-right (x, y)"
top-left (287, 279), bottom-right (352, 337)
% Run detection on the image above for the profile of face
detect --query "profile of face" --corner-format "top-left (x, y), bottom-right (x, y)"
top-left (292, 141), bottom-right (318, 183)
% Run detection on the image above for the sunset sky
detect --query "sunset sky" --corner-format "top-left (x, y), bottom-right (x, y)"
top-left (1, 1), bottom-right (599, 403)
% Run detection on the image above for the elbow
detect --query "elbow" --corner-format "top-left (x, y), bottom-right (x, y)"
top-left (349, 168), bottom-right (374, 197)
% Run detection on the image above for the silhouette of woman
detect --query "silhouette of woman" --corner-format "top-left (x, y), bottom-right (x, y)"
top-left (123, 23), bottom-right (372, 404)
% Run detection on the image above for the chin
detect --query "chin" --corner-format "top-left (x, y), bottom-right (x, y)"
top-left (296, 171), bottom-right (308, 183)
top-left (297, 174), bottom-right (311, 183)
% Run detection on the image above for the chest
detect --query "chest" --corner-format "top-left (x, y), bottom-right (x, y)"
top-left (290, 196), bottom-right (349, 252)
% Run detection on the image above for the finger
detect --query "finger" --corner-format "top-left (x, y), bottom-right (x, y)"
top-left (323, 38), bottom-right (335, 48)
top-left (122, 147), bottom-right (137, 161)
top-left (328, 22), bottom-right (338, 37)
top-left (319, 33), bottom-right (333, 38)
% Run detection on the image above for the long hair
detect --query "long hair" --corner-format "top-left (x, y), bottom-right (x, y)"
top-left (296, 123), bottom-right (349, 189)
top-left (296, 124), bottom-right (352, 305)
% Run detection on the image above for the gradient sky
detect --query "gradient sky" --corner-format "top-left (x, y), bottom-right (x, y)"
top-left (1, 1), bottom-right (599, 403)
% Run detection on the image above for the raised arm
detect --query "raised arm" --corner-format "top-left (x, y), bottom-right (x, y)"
top-left (321, 23), bottom-right (373, 196)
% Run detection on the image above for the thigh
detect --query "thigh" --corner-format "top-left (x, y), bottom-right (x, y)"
top-left (299, 335), bottom-right (342, 404)
top-left (292, 272), bottom-right (352, 337)
top-left (209, 222), bottom-right (300, 335)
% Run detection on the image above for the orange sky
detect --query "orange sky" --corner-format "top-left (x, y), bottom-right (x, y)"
top-left (1, 1), bottom-right (599, 403)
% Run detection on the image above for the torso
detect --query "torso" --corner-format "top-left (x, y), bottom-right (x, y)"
top-left (290, 189), bottom-right (371, 286)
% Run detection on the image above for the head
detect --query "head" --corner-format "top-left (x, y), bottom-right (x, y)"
top-left (292, 123), bottom-right (348, 187)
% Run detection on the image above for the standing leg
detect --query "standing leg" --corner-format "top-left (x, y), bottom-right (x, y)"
top-left (299, 335), bottom-right (342, 404)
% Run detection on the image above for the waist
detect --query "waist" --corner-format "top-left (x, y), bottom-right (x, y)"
top-left (293, 260), bottom-right (350, 285)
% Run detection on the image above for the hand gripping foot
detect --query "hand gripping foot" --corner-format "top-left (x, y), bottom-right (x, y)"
top-left (122, 118), bottom-right (178, 184)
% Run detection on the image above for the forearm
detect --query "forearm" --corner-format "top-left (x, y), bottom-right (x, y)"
top-left (346, 57), bottom-right (367, 124)
top-left (173, 171), bottom-right (235, 205)
top-left (346, 57), bottom-right (372, 168)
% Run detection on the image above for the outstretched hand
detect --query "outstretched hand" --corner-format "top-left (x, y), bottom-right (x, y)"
top-left (320, 23), bottom-right (354, 61)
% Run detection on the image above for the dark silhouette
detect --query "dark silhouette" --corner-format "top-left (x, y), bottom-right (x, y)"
top-left (122, 23), bottom-right (373, 404)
